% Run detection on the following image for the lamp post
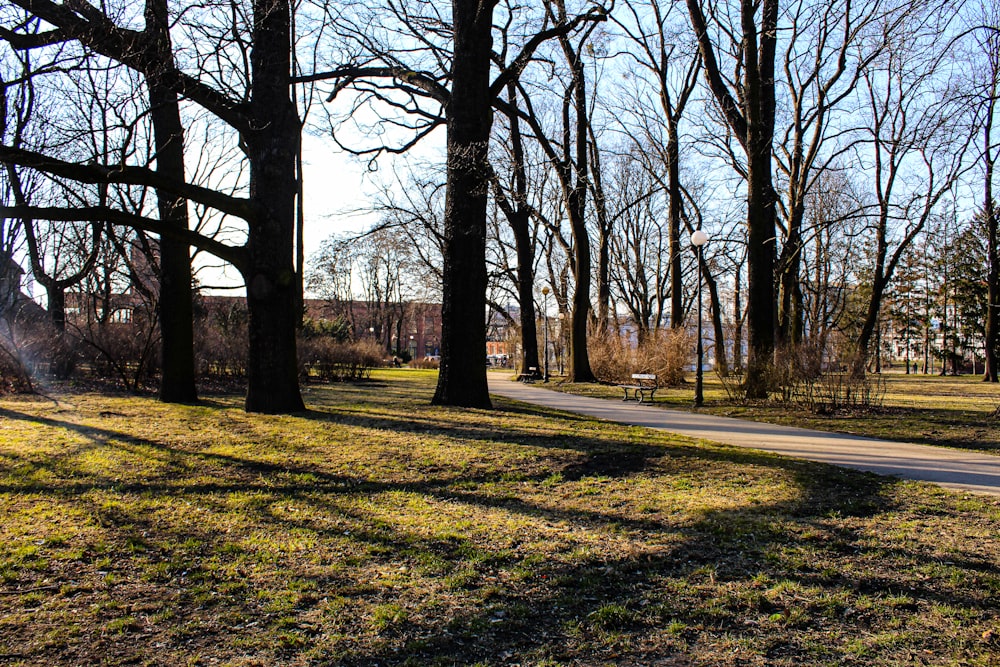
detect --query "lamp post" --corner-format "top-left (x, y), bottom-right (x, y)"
top-left (691, 229), bottom-right (709, 407)
top-left (541, 286), bottom-right (550, 382)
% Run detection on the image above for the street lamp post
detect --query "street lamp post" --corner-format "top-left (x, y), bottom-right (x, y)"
top-left (691, 229), bottom-right (709, 407)
top-left (541, 286), bottom-right (550, 382)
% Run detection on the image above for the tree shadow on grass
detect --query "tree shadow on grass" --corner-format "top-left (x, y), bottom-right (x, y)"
top-left (1, 397), bottom-right (998, 666)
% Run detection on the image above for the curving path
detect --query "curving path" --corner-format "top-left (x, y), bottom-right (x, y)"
top-left (488, 372), bottom-right (1000, 496)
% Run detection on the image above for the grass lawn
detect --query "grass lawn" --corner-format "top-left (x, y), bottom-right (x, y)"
top-left (545, 372), bottom-right (1000, 454)
top-left (1, 369), bottom-right (999, 666)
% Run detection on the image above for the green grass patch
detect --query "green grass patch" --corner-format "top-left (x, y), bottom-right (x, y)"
top-left (0, 369), bottom-right (997, 665)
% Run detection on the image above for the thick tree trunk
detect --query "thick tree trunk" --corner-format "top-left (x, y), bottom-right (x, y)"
top-left (733, 263), bottom-right (744, 373)
top-left (432, 0), bottom-right (495, 408)
top-left (744, 149), bottom-right (777, 398)
top-left (146, 0), bottom-right (197, 404)
top-left (46, 284), bottom-right (65, 333)
top-left (568, 214), bottom-right (596, 382)
top-left (566, 154), bottom-right (595, 381)
top-left (686, 0), bottom-right (778, 399)
top-left (565, 25), bottom-right (595, 383)
top-left (742, 0), bottom-right (779, 399)
top-left (243, 0), bottom-right (304, 413)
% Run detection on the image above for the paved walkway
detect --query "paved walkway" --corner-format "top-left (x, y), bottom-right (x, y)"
top-left (487, 373), bottom-right (1000, 496)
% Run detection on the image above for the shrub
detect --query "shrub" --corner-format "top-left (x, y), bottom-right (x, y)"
top-left (587, 330), bottom-right (631, 383)
top-left (726, 344), bottom-right (886, 412)
top-left (195, 301), bottom-right (248, 379)
top-left (589, 328), bottom-right (690, 387)
top-left (0, 315), bottom-right (78, 390)
top-left (74, 317), bottom-right (159, 392)
top-left (409, 357), bottom-right (440, 370)
top-left (0, 342), bottom-right (32, 395)
top-left (298, 338), bottom-right (382, 382)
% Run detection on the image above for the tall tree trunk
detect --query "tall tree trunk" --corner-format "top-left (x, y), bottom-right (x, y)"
top-left (513, 213), bottom-right (540, 373)
top-left (702, 257), bottom-right (728, 375)
top-left (45, 283), bottom-right (65, 333)
top-left (983, 75), bottom-right (998, 382)
top-left (146, 0), bottom-right (197, 404)
top-left (777, 204), bottom-right (804, 347)
top-left (498, 82), bottom-right (539, 375)
top-left (667, 117), bottom-right (684, 329)
top-left (591, 134), bottom-right (612, 332)
top-left (564, 9), bottom-right (595, 383)
top-left (432, 0), bottom-right (495, 407)
top-left (243, 0), bottom-right (304, 413)
top-left (568, 204), bottom-right (595, 382)
top-left (854, 233), bottom-right (889, 377)
top-left (733, 258), bottom-right (744, 373)
top-left (742, 0), bottom-right (779, 399)
top-left (686, 0), bottom-right (778, 398)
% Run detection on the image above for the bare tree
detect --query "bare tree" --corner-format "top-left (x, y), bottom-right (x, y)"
top-left (603, 149), bottom-right (669, 335)
top-left (799, 171), bottom-right (864, 365)
top-left (315, 0), bottom-right (607, 400)
top-left (959, 3), bottom-right (1000, 381)
top-left (1, 0), bottom-right (306, 413)
top-left (612, 0), bottom-right (699, 330)
top-left (492, 80), bottom-right (543, 373)
top-left (851, 6), bottom-right (974, 375)
top-left (685, 0), bottom-right (779, 398)
top-left (773, 0), bottom-right (893, 347)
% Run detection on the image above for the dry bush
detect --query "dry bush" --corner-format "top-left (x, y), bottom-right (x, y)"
top-left (409, 357), bottom-right (440, 370)
top-left (587, 331), bottom-right (631, 383)
top-left (792, 367), bottom-right (886, 414)
top-left (717, 368), bottom-right (746, 402)
top-left (641, 328), bottom-right (692, 386)
top-left (299, 338), bottom-right (382, 382)
top-left (195, 304), bottom-right (248, 379)
top-left (755, 344), bottom-right (885, 412)
top-left (0, 315), bottom-right (79, 389)
top-left (0, 342), bottom-right (32, 394)
top-left (589, 328), bottom-right (691, 386)
top-left (75, 319), bottom-right (159, 392)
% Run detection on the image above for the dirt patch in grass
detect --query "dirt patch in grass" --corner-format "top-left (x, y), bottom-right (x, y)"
top-left (1, 370), bottom-right (999, 665)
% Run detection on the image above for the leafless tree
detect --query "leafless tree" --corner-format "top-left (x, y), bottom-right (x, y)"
top-left (684, 0), bottom-right (780, 398)
top-left (851, 4), bottom-right (975, 375)
top-left (773, 0), bottom-right (894, 347)
top-left (956, 1), bottom-right (1000, 381)
top-left (611, 0), bottom-right (699, 330)
top-left (1, 0), bottom-right (309, 413)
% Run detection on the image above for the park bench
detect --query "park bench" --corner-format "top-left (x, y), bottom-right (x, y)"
top-left (517, 366), bottom-right (540, 382)
top-left (618, 373), bottom-right (657, 402)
